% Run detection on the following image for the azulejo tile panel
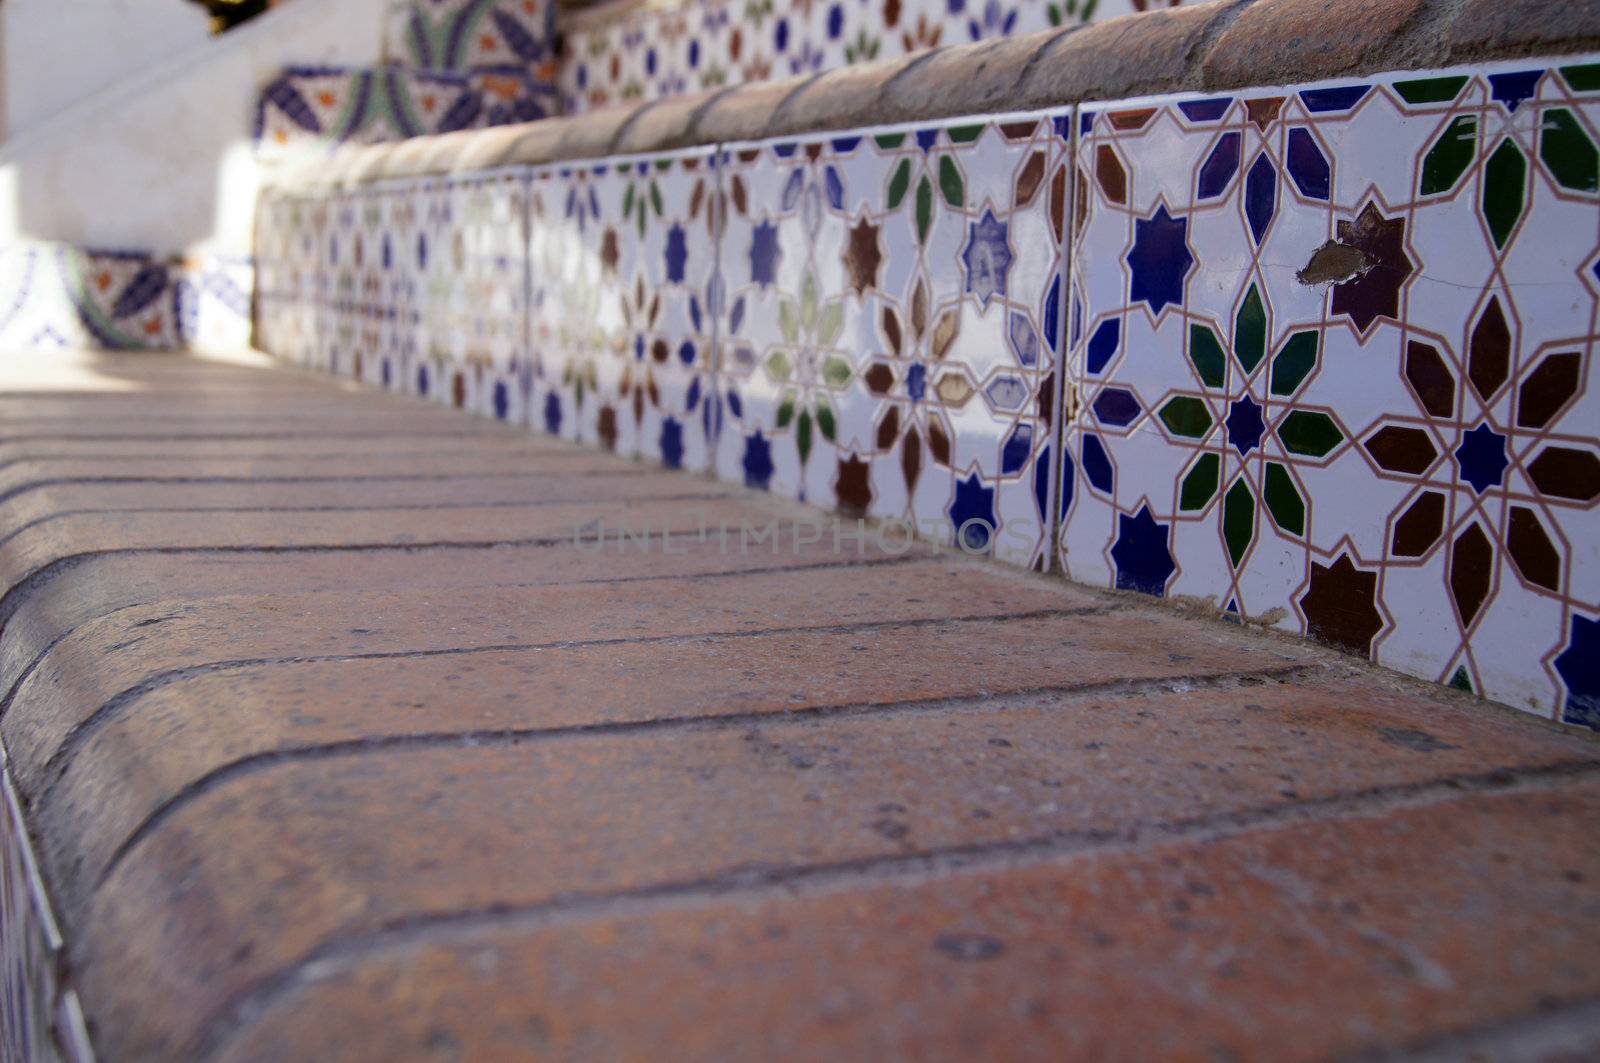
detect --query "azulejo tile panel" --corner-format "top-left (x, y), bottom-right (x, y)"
top-left (0, 245), bottom-right (90, 352)
top-left (394, 0), bottom-right (559, 77)
top-left (177, 252), bottom-right (255, 353)
top-left (1061, 58), bottom-right (1600, 722)
top-left (424, 171), bottom-right (533, 421)
top-left (315, 187), bottom-right (379, 380)
top-left (716, 118), bottom-right (1068, 567)
top-left (259, 1), bottom-right (560, 153)
top-left (528, 150), bottom-right (722, 470)
top-left (559, 0), bottom-right (1184, 114)
top-left (255, 194), bottom-right (323, 367)
top-left (277, 174), bottom-right (536, 422)
top-left (0, 243), bottom-right (251, 353)
top-left (253, 53), bottom-right (1600, 727)
top-left (256, 65), bottom-right (558, 154)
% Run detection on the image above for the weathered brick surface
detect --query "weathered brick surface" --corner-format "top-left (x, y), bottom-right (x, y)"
top-left (1017, 4), bottom-right (1236, 107)
top-left (445, 123), bottom-right (532, 173)
top-left (693, 74), bottom-right (818, 144)
top-left (0, 496), bottom-right (772, 619)
top-left (1, 559), bottom-right (1092, 792)
top-left (0, 454), bottom-right (623, 506)
top-left (73, 688), bottom-right (1600, 1059)
top-left (0, 529), bottom-right (893, 701)
top-left (482, 118), bottom-right (567, 169)
top-left (213, 782), bottom-right (1600, 1063)
top-left (1447, 0), bottom-right (1600, 57)
top-left (763, 51), bottom-right (938, 142)
top-left (555, 100), bottom-right (652, 160)
top-left (874, 31), bottom-right (1070, 126)
top-left (6, 335), bottom-right (1600, 1057)
top-left (39, 611), bottom-right (1315, 909)
top-left (1201, 0), bottom-right (1428, 89)
top-left (0, 433), bottom-right (583, 468)
top-left (0, 472), bottom-right (717, 533)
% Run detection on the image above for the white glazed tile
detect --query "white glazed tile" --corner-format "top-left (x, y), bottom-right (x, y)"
top-left (529, 149), bottom-right (720, 468)
top-left (1063, 59), bottom-right (1600, 722)
top-left (718, 115), bottom-right (1069, 568)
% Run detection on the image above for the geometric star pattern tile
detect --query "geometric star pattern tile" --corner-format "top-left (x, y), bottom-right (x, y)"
top-left (1061, 59), bottom-right (1600, 722)
top-left (428, 171), bottom-right (532, 421)
top-left (716, 117), bottom-right (1068, 567)
top-left (529, 149), bottom-right (721, 469)
top-left (253, 195), bottom-right (317, 366)
top-left (254, 53), bottom-right (1600, 726)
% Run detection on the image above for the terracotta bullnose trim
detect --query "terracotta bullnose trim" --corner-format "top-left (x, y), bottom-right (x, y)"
top-left (611, 87), bottom-right (736, 155)
top-left (265, 0), bottom-right (1600, 191)
top-left (561, 0), bottom-right (650, 36)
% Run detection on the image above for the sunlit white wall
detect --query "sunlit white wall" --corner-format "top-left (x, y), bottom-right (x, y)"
top-left (1, 0), bottom-right (211, 142)
top-left (0, 0), bottom-right (393, 257)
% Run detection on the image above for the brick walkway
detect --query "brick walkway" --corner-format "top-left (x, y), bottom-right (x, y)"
top-left (3, 350), bottom-right (1598, 1061)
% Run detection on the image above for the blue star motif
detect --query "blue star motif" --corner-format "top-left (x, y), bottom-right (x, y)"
top-left (664, 224), bottom-right (688, 284)
top-left (1111, 504), bottom-right (1176, 596)
top-left (950, 471), bottom-right (997, 552)
top-left (743, 431), bottom-right (774, 490)
top-left (750, 220), bottom-right (781, 288)
top-left (1127, 204), bottom-right (1193, 316)
top-left (1454, 422), bottom-right (1509, 494)
top-left (961, 208), bottom-right (1013, 307)
top-left (1554, 614), bottom-right (1600, 729)
top-left (1225, 395), bottom-right (1265, 456)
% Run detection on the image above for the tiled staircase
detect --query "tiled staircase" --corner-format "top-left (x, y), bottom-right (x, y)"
top-left (3, 0), bottom-right (1600, 1059)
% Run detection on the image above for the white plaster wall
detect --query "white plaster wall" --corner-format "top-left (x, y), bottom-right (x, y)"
top-left (1, 0), bottom-right (212, 141)
top-left (0, 0), bottom-right (392, 256)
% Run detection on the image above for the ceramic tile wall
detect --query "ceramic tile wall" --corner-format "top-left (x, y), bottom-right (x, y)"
top-left (257, 171), bottom-right (535, 419)
top-left (529, 150), bottom-right (722, 467)
top-left (258, 0), bottom-right (559, 154)
top-left (393, 0), bottom-right (559, 77)
top-left (177, 252), bottom-right (255, 353)
top-left (559, 0), bottom-right (1184, 113)
top-left (1063, 61), bottom-right (1600, 723)
top-left (716, 120), bottom-right (1068, 566)
top-left (0, 244), bottom-right (252, 352)
top-left (420, 171), bottom-right (533, 419)
top-left (254, 54), bottom-right (1600, 725)
top-left (0, 245), bottom-right (90, 351)
top-left (256, 66), bottom-right (560, 154)
top-left (255, 195), bottom-right (322, 366)
top-left (312, 189), bottom-right (371, 377)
